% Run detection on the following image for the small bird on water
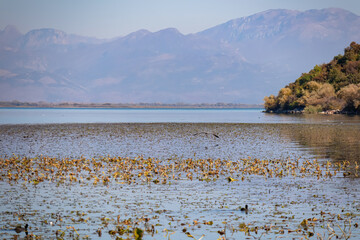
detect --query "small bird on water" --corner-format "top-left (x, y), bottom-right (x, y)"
top-left (240, 205), bottom-right (248, 212)
top-left (14, 224), bottom-right (28, 233)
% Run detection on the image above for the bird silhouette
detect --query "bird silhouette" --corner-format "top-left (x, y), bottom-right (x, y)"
top-left (240, 205), bottom-right (248, 213)
top-left (193, 132), bottom-right (219, 138)
top-left (14, 224), bottom-right (28, 233)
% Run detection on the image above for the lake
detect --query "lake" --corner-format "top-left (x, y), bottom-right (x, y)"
top-left (0, 108), bottom-right (359, 239)
top-left (1, 107), bottom-right (360, 124)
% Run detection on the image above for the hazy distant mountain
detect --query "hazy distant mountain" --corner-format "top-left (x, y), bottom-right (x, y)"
top-left (1, 8), bottom-right (360, 104)
top-left (0, 25), bottom-right (22, 48)
top-left (20, 28), bottom-right (105, 48)
top-left (198, 8), bottom-right (360, 42)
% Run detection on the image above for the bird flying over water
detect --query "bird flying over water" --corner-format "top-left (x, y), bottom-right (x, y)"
top-left (193, 132), bottom-right (219, 138)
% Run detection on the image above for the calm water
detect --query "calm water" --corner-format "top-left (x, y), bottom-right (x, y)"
top-left (0, 108), bottom-right (360, 239)
top-left (1, 107), bottom-right (360, 124)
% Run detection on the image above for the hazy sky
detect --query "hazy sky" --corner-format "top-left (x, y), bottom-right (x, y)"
top-left (1, 0), bottom-right (360, 39)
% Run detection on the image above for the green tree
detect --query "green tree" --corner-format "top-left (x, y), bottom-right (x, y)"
top-left (264, 42), bottom-right (360, 114)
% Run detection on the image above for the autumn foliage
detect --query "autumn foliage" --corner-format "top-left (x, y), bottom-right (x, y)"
top-left (264, 42), bottom-right (360, 114)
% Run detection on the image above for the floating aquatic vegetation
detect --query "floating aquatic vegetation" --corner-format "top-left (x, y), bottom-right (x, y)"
top-left (0, 123), bottom-right (359, 239)
top-left (1, 155), bottom-right (358, 188)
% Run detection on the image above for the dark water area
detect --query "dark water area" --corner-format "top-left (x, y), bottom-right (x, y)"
top-left (0, 123), bottom-right (306, 160)
top-left (0, 110), bottom-right (360, 239)
top-left (1, 122), bottom-right (359, 165)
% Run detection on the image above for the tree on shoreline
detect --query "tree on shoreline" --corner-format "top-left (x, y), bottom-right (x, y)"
top-left (264, 42), bottom-right (360, 114)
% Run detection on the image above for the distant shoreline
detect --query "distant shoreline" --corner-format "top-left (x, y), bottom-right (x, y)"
top-left (0, 101), bottom-right (263, 109)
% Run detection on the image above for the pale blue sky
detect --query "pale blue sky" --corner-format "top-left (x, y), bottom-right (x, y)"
top-left (1, 0), bottom-right (359, 39)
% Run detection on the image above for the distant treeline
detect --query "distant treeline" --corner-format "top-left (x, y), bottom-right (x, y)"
top-left (264, 42), bottom-right (360, 114)
top-left (0, 101), bottom-right (263, 109)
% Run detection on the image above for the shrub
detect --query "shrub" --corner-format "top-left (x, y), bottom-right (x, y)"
top-left (337, 83), bottom-right (360, 112)
top-left (304, 105), bottom-right (322, 114)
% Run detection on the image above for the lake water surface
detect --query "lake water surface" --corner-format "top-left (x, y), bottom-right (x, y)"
top-left (0, 108), bottom-right (359, 239)
top-left (1, 107), bottom-right (360, 124)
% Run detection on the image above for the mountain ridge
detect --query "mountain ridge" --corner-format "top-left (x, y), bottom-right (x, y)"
top-left (1, 8), bottom-right (360, 104)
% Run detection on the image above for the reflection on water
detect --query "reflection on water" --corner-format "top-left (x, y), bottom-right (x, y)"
top-left (279, 124), bottom-right (360, 165)
top-left (264, 112), bottom-right (360, 125)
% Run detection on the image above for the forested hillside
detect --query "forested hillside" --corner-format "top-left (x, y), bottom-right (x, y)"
top-left (264, 42), bottom-right (360, 114)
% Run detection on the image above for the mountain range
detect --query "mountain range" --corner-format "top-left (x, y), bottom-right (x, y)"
top-left (1, 8), bottom-right (360, 104)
